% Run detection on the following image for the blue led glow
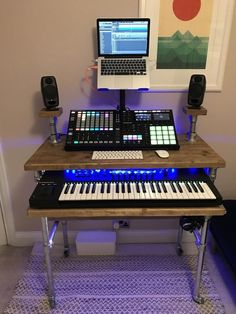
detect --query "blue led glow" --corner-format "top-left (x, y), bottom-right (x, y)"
top-left (188, 168), bottom-right (197, 174)
top-left (63, 167), bottom-right (201, 182)
top-left (204, 168), bottom-right (210, 175)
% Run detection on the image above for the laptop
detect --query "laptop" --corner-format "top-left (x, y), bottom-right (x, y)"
top-left (97, 18), bottom-right (151, 90)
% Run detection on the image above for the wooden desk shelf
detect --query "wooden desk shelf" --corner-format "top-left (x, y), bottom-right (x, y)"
top-left (24, 134), bottom-right (225, 171)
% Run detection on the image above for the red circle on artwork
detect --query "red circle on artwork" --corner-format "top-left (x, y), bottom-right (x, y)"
top-left (173, 0), bottom-right (201, 21)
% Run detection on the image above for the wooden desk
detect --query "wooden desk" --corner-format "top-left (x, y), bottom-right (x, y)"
top-left (25, 134), bottom-right (225, 171)
top-left (24, 135), bottom-right (226, 308)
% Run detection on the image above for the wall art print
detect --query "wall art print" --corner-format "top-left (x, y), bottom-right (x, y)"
top-left (139, 0), bottom-right (234, 91)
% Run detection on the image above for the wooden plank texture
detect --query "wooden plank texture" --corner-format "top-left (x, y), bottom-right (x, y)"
top-left (24, 135), bottom-right (225, 171)
top-left (27, 206), bottom-right (226, 218)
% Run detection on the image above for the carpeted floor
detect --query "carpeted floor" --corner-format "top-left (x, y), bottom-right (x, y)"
top-left (3, 252), bottom-right (225, 314)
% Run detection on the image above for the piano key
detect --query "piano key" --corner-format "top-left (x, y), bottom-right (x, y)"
top-left (64, 183), bottom-right (71, 194)
top-left (151, 181), bottom-right (162, 199)
top-left (184, 181), bottom-right (192, 193)
top-left (188, 181), bottom-right (207, 199)
top-left (172, 182), bottom-right (183, 199)
top-left (116, 182), bottom-right (119, 194)
top-left (196, 181), bottom-right (204, 193)
top-left (144, 182), bottom-right (154, 199)
top-left (70, 183), bottom-right (81, 200)
top-left (118, 182), bottom-right (124, 199)
top-left (189, 182), bottom-right (201, 199)
top-left (175, 181), bottom-right (183, 193)
top-left (122, 183), bottom-right (130, 199)
top-left (101, 182), bottom-right (109, 200)
top-left (161, 182), bottom-right (167, 193)
top-left (128, 182), bottom-right (134, 200)
top-left (131, 182), bottom-right (139, 199)
top-left (200, 182), bottom-right (216, 199)
top-left (90, 182), bottom-right (99, 200)
top-left (70, 183), bottom-right (76, 194)
top-left (155, 182), bottom-right (166, 199)
top-left (64, 183), bottom-right (74, 201)
top-left (165, 182), bottom-right (174, 199)
top-left (180, 181), bottom-right (198, 199)
top-left (83, 183), bottom-right (92, 200)
top-left (155, 182), bottom-right (161, 193)
top-left (170, 182), bottom-right (177, 193)
top-left (163, 182), bottom-right (173, 199)
top-left (190, 181), bottom-right (198, 193)
top-left (127, 182), bottom-right (131, 194)
top-left (141, 182), bottom-right (146, 193)
top-left (59, 183), bottom-right (68, 201)
top-left (91, 183), bottom-right (100, 200)
top-left (109, 182), bottom-right (115, 200)
top-left (179, 182), bottom-right (190, 199)
top-left (91, 182), bottom-right (96, 193)
top-left (85, 183), bottom-right (90, 194)
top-left (150, 182), bottom-right (155, 193)
top-left (80, 182), bottom-right (88, 200)
top-left (138, 182), bottom-right (146, 199)
top-left (100, 182), bottom-right (104, 193)
top-left (79, 183), bottom-right (85, 194)
top-left (121, 182), bottom-right (125, 194)
top-left (107, 182), bottom-right (111, 194)
top-left (189, 181), bottom-right (201, 199)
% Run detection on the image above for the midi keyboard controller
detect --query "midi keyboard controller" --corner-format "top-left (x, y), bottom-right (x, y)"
top-left (65, 109), bottom-right (179, 151)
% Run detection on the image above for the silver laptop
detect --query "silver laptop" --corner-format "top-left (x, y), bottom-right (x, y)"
top-left (97, 18), bottom-right (150, 90)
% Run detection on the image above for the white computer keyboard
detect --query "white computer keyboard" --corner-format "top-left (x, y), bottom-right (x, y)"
top-left (92, 150), bottom-right (143, 160)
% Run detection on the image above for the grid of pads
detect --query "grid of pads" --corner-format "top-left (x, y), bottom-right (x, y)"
top-left (150, 125), bottom-right (177, 146)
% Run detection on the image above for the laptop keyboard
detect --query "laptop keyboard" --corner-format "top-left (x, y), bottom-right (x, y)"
top-left (101, 59), bottom-right (147, 75)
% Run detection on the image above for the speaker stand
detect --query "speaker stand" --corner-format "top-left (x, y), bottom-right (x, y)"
top-left (183, 106), bottom-right (207, 142)
top-left (39, 107), bottom-right (63, 144)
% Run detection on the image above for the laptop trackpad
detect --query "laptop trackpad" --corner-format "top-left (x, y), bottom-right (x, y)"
top-left (114, 76), bottom-right (133, 89)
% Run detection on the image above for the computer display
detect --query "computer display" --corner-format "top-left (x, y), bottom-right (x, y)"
top-left (97, 18), bottom-right (150, 57)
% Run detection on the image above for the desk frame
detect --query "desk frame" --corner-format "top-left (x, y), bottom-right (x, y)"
top-left (25, 135), bottom-right (226, 308)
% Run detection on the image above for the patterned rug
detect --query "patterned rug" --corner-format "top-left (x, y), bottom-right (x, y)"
top-left (3, 253), bottom-right (225, 314)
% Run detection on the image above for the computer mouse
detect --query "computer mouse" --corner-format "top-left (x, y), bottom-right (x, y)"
top-left (155, 150), bottom-right (169, 159)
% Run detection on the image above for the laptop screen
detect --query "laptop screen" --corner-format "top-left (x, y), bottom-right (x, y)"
top-left (97, 18), bottom-right (150, 57)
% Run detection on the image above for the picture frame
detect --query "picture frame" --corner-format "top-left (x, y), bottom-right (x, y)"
top-left (139, 0), bottom-right (234, 91)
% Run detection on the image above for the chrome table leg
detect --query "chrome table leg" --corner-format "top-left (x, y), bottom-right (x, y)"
top-left (41, 217), bottom-right (57, 309)
top-left (61, 220), bottom-right (70, 257)
top-left (176, 223), bottom-right (184, 255)
top-left (193, 216), bottom-right (210, 303)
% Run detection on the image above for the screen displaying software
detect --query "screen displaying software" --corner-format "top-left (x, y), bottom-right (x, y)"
top-left (98, 20), bottom-right (149, 56)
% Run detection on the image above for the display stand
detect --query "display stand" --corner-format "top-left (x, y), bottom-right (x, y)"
top-left (39, 107), bottom-right (63, 144)
top-left (118, 90), bottom-right (127, 112)
top-left (183, 106), bottom-right (207, 142)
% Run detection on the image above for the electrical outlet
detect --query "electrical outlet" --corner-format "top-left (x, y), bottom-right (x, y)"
top-left (113, 219), bottom-right (130, 229)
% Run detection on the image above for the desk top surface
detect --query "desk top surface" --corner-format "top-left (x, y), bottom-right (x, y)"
top-left (24, 135), bottom-right (225, 171)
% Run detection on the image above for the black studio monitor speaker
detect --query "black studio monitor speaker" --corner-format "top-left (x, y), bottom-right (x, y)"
top-left (188, 74), bottom-right (206, 108)
top-left (41, 76), bottom-right (59, 110)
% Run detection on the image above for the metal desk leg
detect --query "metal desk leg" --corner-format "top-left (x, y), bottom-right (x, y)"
top-left (41, 217), bottom-right (56, 309)
top-left (209, 168), bottom-right (217, 182)
top-left (176, 224), bottom-right (184, 255)
top-left (61, 220), bottom-right (70, 257)
top-left (193, 216), bottom-right (210, 303)
top-left (189, 115), bottom-right (198, 142)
